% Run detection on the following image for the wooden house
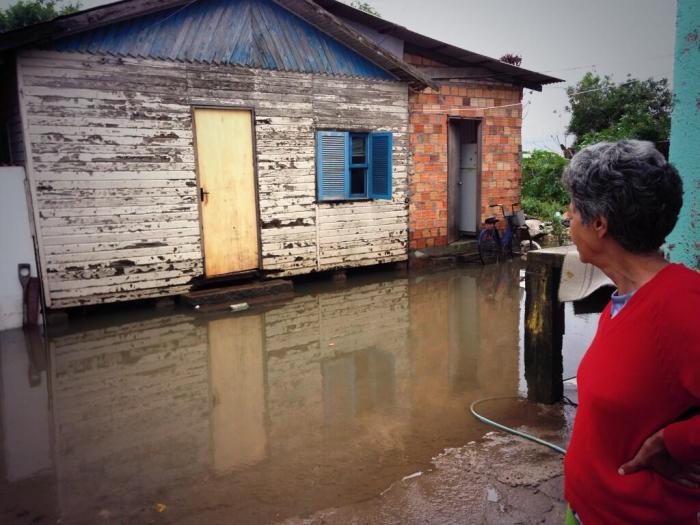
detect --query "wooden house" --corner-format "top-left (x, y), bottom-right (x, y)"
top-left (0, 0), bottom-right (559, 310)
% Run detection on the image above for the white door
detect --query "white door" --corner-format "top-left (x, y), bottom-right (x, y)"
top-left (459, 143), bottom-right (478, 233)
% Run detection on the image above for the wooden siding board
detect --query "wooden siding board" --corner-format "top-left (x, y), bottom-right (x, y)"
top-left (19, 51), bottom-right (408, 307)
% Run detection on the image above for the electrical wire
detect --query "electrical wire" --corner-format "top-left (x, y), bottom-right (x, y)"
top-left (469, 396), bottom-right (567, 455)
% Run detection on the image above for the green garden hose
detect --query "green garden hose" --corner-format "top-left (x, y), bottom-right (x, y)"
top-left (469, 396), bottom-right (567, 455)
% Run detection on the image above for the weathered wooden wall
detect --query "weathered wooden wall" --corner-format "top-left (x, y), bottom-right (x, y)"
top-left (17, 50), bottom-right (409, 308)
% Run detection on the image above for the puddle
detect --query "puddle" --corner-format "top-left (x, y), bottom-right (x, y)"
top-left (0, 262), bottom-right (597, 524)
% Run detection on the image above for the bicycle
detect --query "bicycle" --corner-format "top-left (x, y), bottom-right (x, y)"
top-left (478, 203), bottom-right (541, 264)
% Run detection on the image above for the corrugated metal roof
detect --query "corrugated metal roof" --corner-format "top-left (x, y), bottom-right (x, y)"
top-left (314, 0), bottom-right (563, 90)
top-left (50, 0), bottom-right (395, 80)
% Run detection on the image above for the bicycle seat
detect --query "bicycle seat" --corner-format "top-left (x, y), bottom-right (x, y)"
top-left (484, 216), bottom-right (499, 225)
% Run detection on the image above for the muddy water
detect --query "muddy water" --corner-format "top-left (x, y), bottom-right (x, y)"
top-left (0, 263), bottom-right (596, 525)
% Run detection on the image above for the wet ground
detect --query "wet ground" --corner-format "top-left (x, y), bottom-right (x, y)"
top-left (0, 262), bottom-right (597, 525)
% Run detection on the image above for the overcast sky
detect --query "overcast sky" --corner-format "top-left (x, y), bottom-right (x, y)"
top-left (1, 0), bottom-right (677, 152)
top-left (367, 0), bottom-right (676, 152)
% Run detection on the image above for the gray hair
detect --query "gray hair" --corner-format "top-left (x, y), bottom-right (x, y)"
top-left (562, 140), bottom-right (683, 253)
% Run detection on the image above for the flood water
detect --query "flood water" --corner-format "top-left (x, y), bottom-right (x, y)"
top-left (0, 263), bottom-right (597, 525)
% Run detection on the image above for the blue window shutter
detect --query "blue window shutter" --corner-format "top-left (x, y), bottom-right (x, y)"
top-left (317, 131), bottom-right (348, 201)
top-left (369, 132), bottom-right (392, 200)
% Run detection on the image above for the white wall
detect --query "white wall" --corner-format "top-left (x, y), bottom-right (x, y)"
top-left (0, 166), bottom-right (38, 331)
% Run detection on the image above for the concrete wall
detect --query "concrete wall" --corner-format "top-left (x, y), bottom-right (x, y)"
top-left (668, 0), bottom-right (700, 269)
top-left (0, 167), bottom-right (38, 330)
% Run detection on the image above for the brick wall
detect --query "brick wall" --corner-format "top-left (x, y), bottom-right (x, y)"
top-left (406, 54), bottom-right (523, 250)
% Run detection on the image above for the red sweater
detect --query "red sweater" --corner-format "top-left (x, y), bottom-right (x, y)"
top-left (564, 263), bottom-right (700, 524)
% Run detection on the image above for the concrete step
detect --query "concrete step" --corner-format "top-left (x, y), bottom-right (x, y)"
top-left (409, 240), bottom-right (479, 270)
top-left (181, 279), bottom-right (294, 307)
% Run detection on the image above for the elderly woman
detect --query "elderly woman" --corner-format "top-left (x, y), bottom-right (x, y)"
top-left (561, 140), bottom-right (699, 524)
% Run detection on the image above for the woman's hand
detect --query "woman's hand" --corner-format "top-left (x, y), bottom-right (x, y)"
top-left (619, 429), bottom-right (700, 488)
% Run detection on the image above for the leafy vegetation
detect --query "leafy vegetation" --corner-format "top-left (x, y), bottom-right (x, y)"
top-left (521, 150), bottom-right (569, 222)
top-left (566, 72), bottom-right (671, 153)
top-left (0, 0), bottom-right (80, 33)
top-left (521, 72), bottom-right (672, 224)
top-left (349, 1), bottom-right (381, 17)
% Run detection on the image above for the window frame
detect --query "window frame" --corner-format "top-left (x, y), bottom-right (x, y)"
top-left (348, 132), bottom-right (369, 199)
top-left (316, 129), bottom-right (392, 203)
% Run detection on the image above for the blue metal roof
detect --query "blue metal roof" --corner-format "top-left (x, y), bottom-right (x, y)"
top-left (51, 0), bottom-right (395, 80)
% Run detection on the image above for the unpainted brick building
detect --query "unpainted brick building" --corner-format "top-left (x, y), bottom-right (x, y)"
top-left (404, 53), bottom-right (551, 250)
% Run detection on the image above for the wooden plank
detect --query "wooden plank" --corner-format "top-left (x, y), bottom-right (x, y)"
top-left (28, 116), bottom-right (192, 131)
top-left (42, 227), bottom-right (201, 246)
top-left (32, 152), bottom-right (195, 164)
top-left (48, 260), bottom-right (201, 282)
top-left (34, 170), bottom-right (195, 181)
top-left (37, 187), bottom-right (196, 200)
top-left (48, 268), bottom-right (199, 292)
top-left (43, 235), bottom-right (201, 255)
top-left (316, 252), bottom-right (406, 269)
top-left (50, 274), bottom-right (195, 300)
top-left (42, 220), bottom-right (200, 237)
top-left (45, 251), bottom-right (202, 271)
top-left (31, 136), bottom-right (193, 148)
top-left (33, 162), bottom-right (196, 173)
top-left (40, 212), bottom-right (199, 228)
top-left (46, 245), bottom-right (201, 265)
top-left (38, 204), bottom-right (198, 218)
top-left (50, 284), bottom-right (193, 308)
top-left (30, 126), bottom-right (193, 139)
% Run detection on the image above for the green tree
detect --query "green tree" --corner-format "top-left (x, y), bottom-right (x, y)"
top-left (350, 1), bottom-right (381, 17)
top-left (0, 0), bottom-right (81, 33)
top-left (566, 72), bottom-right (671, 152)
top-left (521, 150), bottom-right (569, 221)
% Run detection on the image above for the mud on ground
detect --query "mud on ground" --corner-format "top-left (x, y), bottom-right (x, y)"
top-left (280, 429), bottom-right (567, 525)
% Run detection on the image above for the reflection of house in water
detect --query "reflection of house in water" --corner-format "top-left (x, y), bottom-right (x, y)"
top-left (29, 277), bottom-right (411, 522)
top-left (263, 278), bottom-right (411, 456)
top-left (1, 265), bottom-right (522, 523)
top-left (408, 265), bottom-right (520, 445)
top-left (49, 314), bottom-right (211, 521)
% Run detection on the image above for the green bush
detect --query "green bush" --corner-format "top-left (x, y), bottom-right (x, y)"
top-left (521, 196), bottom-right (566, 223)
top-left (521, 150), bottom-right (569, 221)
top-left (521, 150), bottom-right (568, 205)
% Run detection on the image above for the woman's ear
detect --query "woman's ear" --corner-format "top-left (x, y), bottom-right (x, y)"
top-left (593, 215), bottom-right (608, 238)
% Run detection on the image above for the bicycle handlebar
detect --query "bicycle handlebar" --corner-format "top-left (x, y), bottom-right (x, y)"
top-left (489, 202), bottom-right (522, 217)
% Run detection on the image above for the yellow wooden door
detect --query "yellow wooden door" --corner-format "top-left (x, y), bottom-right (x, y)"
top-left (194, 108), bottom-right (259, 276)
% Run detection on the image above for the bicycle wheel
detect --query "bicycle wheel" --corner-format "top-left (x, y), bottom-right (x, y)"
top-left (478, 228), bottom-right (499, 265)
